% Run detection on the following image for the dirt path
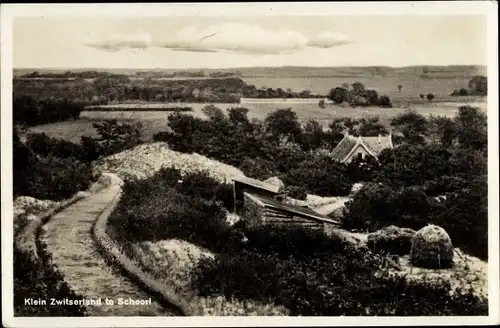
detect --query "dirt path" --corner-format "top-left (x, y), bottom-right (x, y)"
top-left (313, 197), bottom-right (350, 216)
top-left (40, 186), bottom-right (175, 316)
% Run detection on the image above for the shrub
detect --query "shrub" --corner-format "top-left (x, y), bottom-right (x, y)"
top-left (285, 185), bottom-right (308, 200)
top-left (17, 154), bottom-right (93, 201)
top-left (451, 88), bottom-right (469, 96)
top-left (108, 172), bottom-right (242, 253)
top-left (284, 154), bottom-right (353, 197)
top-left (14, 242), bottom-right (87, 316)
top-left (427, 93), bottom-right (435, 102)
top-left (328, 87), bottom-right (350, 104)
top-left (26, 133), bottom-right (84, 160)
top-left (410, 225), bottom-right (454, 269)
top-left (192, 226), bottom-right (487, 316)
top-left (366, 226), bottom-right (416, 255)
top-left (378, 95), bottom-right (393, 108)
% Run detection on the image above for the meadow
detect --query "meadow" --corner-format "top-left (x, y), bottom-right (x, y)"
top-left (26, 99), bottom-right (485, 143)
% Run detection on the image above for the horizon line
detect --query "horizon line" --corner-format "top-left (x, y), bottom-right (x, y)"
top-left (13, 64), bottom-right (488, 71)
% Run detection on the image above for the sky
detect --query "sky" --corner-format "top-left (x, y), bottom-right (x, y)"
top-left (13, 15), bottom-right (487, 69)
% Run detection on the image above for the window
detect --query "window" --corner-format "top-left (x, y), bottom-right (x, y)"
top-left (357, 152), bottom-right (363, 159)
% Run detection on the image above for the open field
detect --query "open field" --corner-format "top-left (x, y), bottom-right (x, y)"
top-left (243, 75), bottom-right (483, 103)
top-left (27, 100), bottom-right (486, 143)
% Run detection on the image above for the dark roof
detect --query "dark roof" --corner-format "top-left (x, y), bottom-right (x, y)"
top-left (330, 134), bottom-right (358, 162)
top-left (244, 192), bottom-right (339, 225)
top-left (233, 176), bottom-right (282, 193)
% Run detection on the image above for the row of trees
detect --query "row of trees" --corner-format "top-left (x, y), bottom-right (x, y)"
top-left (451, 75), bottom-right (488, 97)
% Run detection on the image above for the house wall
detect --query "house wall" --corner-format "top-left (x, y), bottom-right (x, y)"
top-left (234, 182), bottom-right (278, 212)
top-left (344, 144), bottom-right (372, 163)
top-left (240, 194), bottom-right (265, 228)
top-left (263, 208), bottom-right (324, 230)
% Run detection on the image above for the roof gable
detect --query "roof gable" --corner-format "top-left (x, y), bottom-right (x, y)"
top-left (331, 133), bottom-right (393, 162)
top-left (330, 134), bottom-right (358, 162)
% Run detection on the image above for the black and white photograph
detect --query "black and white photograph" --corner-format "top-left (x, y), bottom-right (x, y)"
top-left (1, 2), bottom-right (498, 327)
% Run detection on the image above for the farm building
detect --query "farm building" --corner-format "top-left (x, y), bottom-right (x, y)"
top-left (330, 132), bottom-right (393, 163)
top-left (232, 176), bottom-right (339, 230)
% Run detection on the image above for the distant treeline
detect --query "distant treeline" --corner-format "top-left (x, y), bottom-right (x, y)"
top-left (83, 106), bottom-right (193, 112)
top-left (20, 69), bottom-right (242, 79)
top-left (450, 76), bottom-right (487, 97)
top-left (13, 76), bottom-right (324, 107)
top-left (13, 95), bottom-right (85, 127)
top-left (20, 70), bottom-right (129, 79)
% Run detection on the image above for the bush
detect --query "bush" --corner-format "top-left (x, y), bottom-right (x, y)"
top-left (14, 242), bottom-right (87, 316)
top-left (191, 225), bottom-right (487, 316)
top-left (26, 133), bottom-right (84, 160)
top-left (285, 185), bottom-right (308, 200)
top-left (411, 225), bottom-right (454, 269)
top-left (451, 88), bottom-right (469, 96)
top-left (367, 226), bottom-right (416, 255)
top-left (107, 171), bottom-right (242, 253)
top-left (378, 95), bottom-right (393, 108)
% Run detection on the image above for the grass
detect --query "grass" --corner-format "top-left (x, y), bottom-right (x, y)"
top-left (242, 72), bottom-right (484, 98)
top-left (29, 99), bottom-right (485, 143)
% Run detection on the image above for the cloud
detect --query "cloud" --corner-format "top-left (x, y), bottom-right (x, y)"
top-left (86, 32), bottom-right (152, 52)
top-left (161, 23), bottom-right (309, 55)
top-left (307, 31), bottom-right (353, 48)
top-left (87, 24), bottom-right (352, 55)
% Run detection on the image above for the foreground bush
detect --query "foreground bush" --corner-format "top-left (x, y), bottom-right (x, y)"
top-left (14, 243), bottom-right (87, 316)
top-left (107, 169), bottom-right (242, 253)
top-left (411, 225), bottom-right (454, 269)
top-left (366, 226), bottom-right (416, 255)
top-left (191, 226), bottom-right (487, 316)
top-left (21, 155), bottom-right (93, 201)
top-left (341, 180), bottom-right (487, 260)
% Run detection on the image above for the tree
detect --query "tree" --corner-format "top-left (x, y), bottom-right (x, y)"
top-left (468, 76), bottom-right (487, 96)
top-left (202, 105), bottom-right (226, 121)
top-left (318, 99), bottom-right (326, 108)
top-left (328, 87), bottom-right (350, 104)
top-left (428, 116), bottom-right (456, 147)
top-left (264, 108), bottom-right (303, 147)
top-left (358, 116), bottom-right (389, 136)
top-left (398, 84), bottom-right (403, 92)
top-left (426, 93), bottom-right (435, 102)
top-left (301, 120), bottom-right (325, 151)
top-left (363, 89), bottom-right (379, 106)
top-left (423, 66), bottom-right (429, 75)
top-left (378, 95), bottom-right (393, 108)
top-left (454, 106), bottom-right (487, 150)
top-left (419, 93), bottom-right (425, 100)
top-left (351, 82), bottom-right (366, 94)
top-left (390, 110), bottom-right (429, 145)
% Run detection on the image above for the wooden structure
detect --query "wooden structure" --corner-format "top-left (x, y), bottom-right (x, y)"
top-left (330, 132), bottom-right (393, 163)
top-left (241, 192), bottom-right (339, 230)
top-left (232, 176), bottom-right (284, 212)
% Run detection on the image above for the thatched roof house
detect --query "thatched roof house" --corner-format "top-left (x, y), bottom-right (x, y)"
top-left (330, 132), bottom-right (393, 163)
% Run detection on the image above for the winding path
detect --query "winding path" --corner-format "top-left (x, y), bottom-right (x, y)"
top-left (40, 185), bottom-right (176, 316)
